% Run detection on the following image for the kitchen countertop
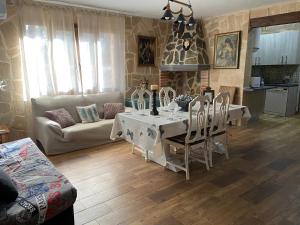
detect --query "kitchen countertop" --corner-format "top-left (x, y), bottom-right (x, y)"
top-left (244, 86), bottom-right (276, 92)
top-left (265, 83), bottom-right (299, 87)
top-left (244, 83), bottom-right (299, 92)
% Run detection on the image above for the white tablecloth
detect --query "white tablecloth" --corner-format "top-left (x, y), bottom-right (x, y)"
top-left (110, 105), bottom-right (251, 167)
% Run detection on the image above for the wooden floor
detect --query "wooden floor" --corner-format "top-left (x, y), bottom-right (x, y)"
top-left (49, 114), bottom-right (300, 225)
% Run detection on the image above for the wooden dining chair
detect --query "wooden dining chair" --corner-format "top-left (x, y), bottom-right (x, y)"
top-left (159, 87), bottom-right (176, 107)
top-left (163, 95), bottom-right (211, 180)
top-left (130, 87), bottom-right (152, 160)
top-left (219, 86), bottom-right (236, 104)
top-left (208, 92), bottom-right (230, 167)
top-left (131, 88), bottom-right (152, 111)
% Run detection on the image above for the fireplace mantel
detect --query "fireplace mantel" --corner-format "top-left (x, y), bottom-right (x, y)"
top-left (160, 64), bottom-right (210, 72)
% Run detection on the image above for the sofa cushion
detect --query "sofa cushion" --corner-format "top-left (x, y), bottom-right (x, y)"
top-left (104, 103), bottom-right (125, 119)
top-left (0, 169), bottom-right (18, 203)
top-left (45, 108), bottom-right (76, 128)
top-left (31, 92), bottom-right (124, 123)
top-left (32, 95), bottom-right (85, 123)
top-left (62, 120), bottom-right (114, 141)
top-left (83, 92), bottom-right (124, 118)
top-left (76, 104), bottom-right (100, 123)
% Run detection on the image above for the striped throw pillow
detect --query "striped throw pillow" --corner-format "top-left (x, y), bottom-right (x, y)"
top-left (76, 104), bottom-right (100, 123)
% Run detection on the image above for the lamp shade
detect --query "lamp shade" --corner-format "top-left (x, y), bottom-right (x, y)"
top-left (182, 32), bottom-right (192, 39)
top-left (176, 13), bottom-right (185, 24)
top-left (178, 23), bottom-right (185, 34)
top-left (0, 80), bottom-right (8, 92)
top-left (187, 16), bottom-right (196, 26)
top-left (161, 9), bottom-right (174, 20)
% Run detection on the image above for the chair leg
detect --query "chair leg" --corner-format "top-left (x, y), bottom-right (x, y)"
top-left (131, 143), bottom-right (135, 154)
top-left (225, 134), bottom-right (229, 160)
top-left (208, 140), bottom-right (213, 167)
top-left (204, 150), bottom-right (210, 171)
top-left (145, 149), bottom-right (149, 162)
top-left (185, 146), bottom-right (190, 180)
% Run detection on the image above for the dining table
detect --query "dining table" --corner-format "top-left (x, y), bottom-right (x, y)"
top-left (110, 104), bottom-right (251, 172)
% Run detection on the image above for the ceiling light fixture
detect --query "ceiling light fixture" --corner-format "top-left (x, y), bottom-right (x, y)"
top-left (0, 80), bottom-right (8, 92)
top-left (161, 0), bottom-right (195, 25)
top-left (161, 0), bottom-right (196, 50)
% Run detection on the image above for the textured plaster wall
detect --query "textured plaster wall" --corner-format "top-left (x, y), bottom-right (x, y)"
top-left (0, 5), bottom-right (26, 141)
top-left (203, 11), bottom-right (250, 104)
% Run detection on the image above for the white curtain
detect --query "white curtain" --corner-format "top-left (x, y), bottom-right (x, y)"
top-left (19, 4), bottom-right (126, 98)
top-left (77, 12), bottom-right (125, 93)
top-left (19, 4), bottom-right (81, 99)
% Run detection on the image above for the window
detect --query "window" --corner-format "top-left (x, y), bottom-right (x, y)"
top-left (20, 6), bottom-right (125, 99)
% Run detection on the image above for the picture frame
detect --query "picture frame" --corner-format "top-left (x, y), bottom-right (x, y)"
top-left (138, 36), bottom-right (156, 66)
top-left (203, 89), bottom-right (215, 103)
top-left (213, 31), bottom-right (241, 69)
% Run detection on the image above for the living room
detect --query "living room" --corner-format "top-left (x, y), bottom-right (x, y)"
top-left (1, 0), bottom-right (300, 225)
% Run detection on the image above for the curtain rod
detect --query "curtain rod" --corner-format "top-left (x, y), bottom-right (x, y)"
top-left (33, 0), bottom-right (132, 15)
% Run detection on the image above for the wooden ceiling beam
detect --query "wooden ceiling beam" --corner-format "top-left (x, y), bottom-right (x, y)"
top-left (250, 11), bottom-right (300, 29)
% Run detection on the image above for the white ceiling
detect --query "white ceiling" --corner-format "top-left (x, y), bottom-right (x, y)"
top-left (49, 0), bottom-right (290, 18)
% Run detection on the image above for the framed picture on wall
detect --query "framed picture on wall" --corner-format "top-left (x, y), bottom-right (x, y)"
top-left (138, 36), bottom-right (156, 66)
top-left (213, 31), bottom-right (241, 69)
top-left (203, 89), bottom-right (215, 103)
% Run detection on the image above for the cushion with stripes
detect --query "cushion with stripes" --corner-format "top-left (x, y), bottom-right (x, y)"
top-left (76, 104), bottom-right (100, 123)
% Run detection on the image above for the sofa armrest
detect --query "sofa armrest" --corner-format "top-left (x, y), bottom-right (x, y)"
top-left (36, 117), bottom-right (63, 137)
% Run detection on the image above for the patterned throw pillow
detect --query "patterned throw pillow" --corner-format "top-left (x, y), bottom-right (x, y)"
top-left (104, 103), bottom-right (125, 119)
top-left (76, 104), bottom-right (100, 123)
top-left (45, 108), bottom-right (76, 128)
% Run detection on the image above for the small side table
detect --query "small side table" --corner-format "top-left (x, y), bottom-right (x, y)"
top-left (0, 125), bottom-right (10, 144)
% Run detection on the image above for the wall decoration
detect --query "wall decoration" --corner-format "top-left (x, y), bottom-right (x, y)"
top-left (138, 36), bottom-right (156, 66)
top-left (203, 89), bottom-right (215, 103)
top-left (214, 31), bottom-right (241, 69)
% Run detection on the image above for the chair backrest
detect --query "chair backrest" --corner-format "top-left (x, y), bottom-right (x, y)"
top-left (219, 86), bottom-right (236, 104)
top-left (210, 92), bottom-right (230, 136)
top-left (159, 87), bottom-right (176, 107)
top-left (185, 95), bottom-right (210, 144)
top-left (131, 88), bottom-right (152, 110)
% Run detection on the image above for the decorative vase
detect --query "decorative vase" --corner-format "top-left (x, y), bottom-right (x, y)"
top-left (174, 94), bottom-right (193, 112)
top-left (176, 100), bottom-right (191, 112)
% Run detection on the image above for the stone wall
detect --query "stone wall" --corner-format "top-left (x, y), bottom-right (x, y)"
top-left (125, 16), bottom-right (171, 97)
top-left (0, 4), bottom-right (26, 141)
top-left (160, 71), bottom-right (209, 96)
top-left (159, 20), bottom-right (210, 96)
top-left (161, 22), bottom-right (209, 65)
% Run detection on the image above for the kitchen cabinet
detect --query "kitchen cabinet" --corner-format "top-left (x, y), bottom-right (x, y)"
top-left (252, 33), bottom-right (276, 65)
top-left (252, 24), bottom-right (300, 66)
top-left (274, 30), bottom-right (300, 65)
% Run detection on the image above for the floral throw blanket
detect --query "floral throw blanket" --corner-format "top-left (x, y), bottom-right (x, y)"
top-left (0, 138), bottom-right (77, 225)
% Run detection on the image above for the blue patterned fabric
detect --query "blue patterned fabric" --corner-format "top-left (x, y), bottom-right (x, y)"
top-left (76, 104), bottom-right (100, 123)
top-left (0, 138), bottom-right (77, 225)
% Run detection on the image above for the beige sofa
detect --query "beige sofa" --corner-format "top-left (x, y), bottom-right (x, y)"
top-left (31, 92), bottom-right (124, 155)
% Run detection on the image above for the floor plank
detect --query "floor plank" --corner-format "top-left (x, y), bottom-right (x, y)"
top-left (48, 114), bottom-right (300, 225)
